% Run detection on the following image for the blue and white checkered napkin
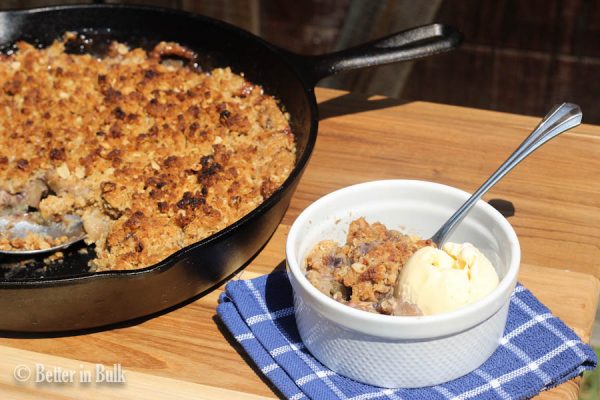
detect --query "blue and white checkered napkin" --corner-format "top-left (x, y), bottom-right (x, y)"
top-left (216, 271), bottom-right (597, 400)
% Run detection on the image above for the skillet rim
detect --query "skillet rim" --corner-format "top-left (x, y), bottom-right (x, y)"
top-left (0, 3), bottom-right (319, 286)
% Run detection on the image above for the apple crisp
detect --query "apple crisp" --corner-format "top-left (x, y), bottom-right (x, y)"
top-left (305, 218), bottom-right (432, 315)
top-left (0, 34), bottom-right (296, 270)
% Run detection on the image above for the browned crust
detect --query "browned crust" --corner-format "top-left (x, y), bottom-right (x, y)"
top-left (0, 35), bottom-right (296, 270)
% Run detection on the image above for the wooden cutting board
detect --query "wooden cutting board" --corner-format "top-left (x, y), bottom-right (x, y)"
top-left (0, 88), bottom-right (598, 399)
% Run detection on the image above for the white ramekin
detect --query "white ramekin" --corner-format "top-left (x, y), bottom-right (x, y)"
top-left (286, 180), bottom-right (520, 388)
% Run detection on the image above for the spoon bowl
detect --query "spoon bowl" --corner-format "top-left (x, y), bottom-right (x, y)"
top-left (0, 213), bottom-right (86, 256)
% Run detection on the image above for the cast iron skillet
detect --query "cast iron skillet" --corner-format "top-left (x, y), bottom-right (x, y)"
top-left (0, 4), bottom-right (461, 331)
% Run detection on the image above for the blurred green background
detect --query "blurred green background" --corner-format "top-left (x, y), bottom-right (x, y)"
top-left (582, 347), bottom-right (599, 400)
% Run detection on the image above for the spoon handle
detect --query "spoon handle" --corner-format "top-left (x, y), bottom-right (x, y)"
top-left (430, 103), bottom-right (582, 247)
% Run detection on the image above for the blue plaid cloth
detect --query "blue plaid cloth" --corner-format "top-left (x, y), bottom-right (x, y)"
top-left (217, 271), bottom-right (597, 400)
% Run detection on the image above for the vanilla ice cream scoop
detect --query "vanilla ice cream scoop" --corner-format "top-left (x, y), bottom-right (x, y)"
top-left (396, 243), bottom-right (499, 315)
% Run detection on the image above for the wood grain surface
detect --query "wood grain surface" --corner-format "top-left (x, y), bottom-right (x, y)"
top-left (0, 88), bottom-right (598, 399)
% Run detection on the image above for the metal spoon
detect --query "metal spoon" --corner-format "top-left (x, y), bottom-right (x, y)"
top-left (0, 213), bottom-right (85, 256)
top-left (430, 103), bottom-right (582, 247)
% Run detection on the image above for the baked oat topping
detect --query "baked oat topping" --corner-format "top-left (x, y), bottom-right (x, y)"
top-left (305, 217), bottom-right (432, 315)
top-left (0, 34), bottom-right (296, 270)
top-left (0, 231), bottom-right (68, 251)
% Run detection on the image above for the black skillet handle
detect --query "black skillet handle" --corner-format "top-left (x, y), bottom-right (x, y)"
top-left (297, 24), bottom-right (462, 86)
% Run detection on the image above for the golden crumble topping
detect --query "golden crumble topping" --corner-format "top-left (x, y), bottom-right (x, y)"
top-left (0, 34), bottom-right (296, 270)
top-left (305, 218), bottom-right (432, 315)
